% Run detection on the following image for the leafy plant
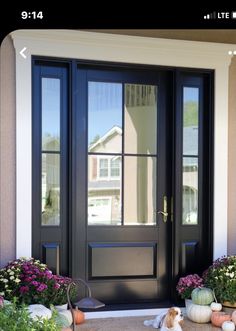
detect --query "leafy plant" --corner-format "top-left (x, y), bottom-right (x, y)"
top-left (203, 255), bottom-right (236, 304)
top-left (0, 299), bottom-right (62, 331)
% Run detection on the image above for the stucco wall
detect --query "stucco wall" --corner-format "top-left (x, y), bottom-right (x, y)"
top-left (0, 35), bottom-right (16, 267)
top-left (228, 56), bottom-right (236, 255)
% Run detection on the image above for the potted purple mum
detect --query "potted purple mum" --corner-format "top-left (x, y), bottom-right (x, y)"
top-left (0, 257), bottom-right (76, 307)
top-left (176, 273), bottom-right (204, 303)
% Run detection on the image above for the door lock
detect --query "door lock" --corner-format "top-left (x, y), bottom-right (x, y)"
top-left (157, 196), bottom-right (168, 223)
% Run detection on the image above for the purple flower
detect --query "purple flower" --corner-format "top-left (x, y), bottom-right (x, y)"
top-left (0, 296), bottom-right (4, 307)
top-left (176, 274), bottom-right (203, 299)
top-left (54, 283), bottom-right (60, 289)
top-left (30, 281), bottom-right (39, 287)
top-left (19, 286), bottom-right (29, 294)
top-left (45, 270), bottom-right (53, 279)
top-left (37, 283), bottom-right (48, 292)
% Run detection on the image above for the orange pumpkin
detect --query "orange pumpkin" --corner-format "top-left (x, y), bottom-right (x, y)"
top-left (232, 311), bottom-right (236, 324)
top-left (73, 309), bottom-right (85, 325)
top-left (211, 312), bottom-right (231, 327)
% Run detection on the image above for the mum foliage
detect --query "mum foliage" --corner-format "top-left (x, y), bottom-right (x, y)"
top-left (0, 258), bottom-right (76, 307)
top-left (203, 255), bottom-right (236, 304)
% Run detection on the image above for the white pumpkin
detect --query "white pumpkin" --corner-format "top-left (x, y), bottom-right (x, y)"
top-left (54, 314), bottom-right (69, 328)
top-left (57, 309), bottom-right (73, 326)
top-left (27, 304), bottom-right (52, 320)
top-left (222, 321), bottom-right (235, 331)
top-left (186, 302), bottom-right (212, 323)
top-left (210, 302), bottom-right (222, 312)
top-left (3, 299), bottom-right (11, 306)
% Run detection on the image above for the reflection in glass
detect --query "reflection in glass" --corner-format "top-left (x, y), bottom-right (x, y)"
top-left (41, 153), bottom-right (60, 226)
top-left (182, 157), bottom-right (198, 225)
top-left (42, 78), bottom-right (60, 151)
top-left (88, 155), bottom-right (121, 225)
top-left (125, 84), bottom-right (157, 154)
top-left (88, 82), bottom-right (122, 152)
top-left (183, 87), bottom-right (199, 156)
top-left (124, 156), bottom-right (156, 225)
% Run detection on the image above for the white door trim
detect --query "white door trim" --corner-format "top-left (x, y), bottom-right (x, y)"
top-left (10, 29), bottom-right (233, 259)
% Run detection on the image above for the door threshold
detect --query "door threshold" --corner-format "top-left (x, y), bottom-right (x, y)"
top-left (83, 301), bottom-right (184, 319)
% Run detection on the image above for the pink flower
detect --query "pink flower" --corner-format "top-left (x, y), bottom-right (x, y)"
top-left (36, 284), bottom-right (47, 292)
top-left (20, 286), bottom-right (29, 294)
top-left (176, 274), bottom-right (204, 299)
top-left (54, 283), bottom-right (60, 289)
top-left (0, 296), bottom-right (4, 307)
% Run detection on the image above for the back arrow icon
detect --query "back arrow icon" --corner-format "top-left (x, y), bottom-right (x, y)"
top-left (20, 47), bottom-right (27, 59)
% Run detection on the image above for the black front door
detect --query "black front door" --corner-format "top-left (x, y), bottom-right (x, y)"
top-left (32, 59), bottom-right (213, 305)
top-left (72, 67), bottom-right (172, 304)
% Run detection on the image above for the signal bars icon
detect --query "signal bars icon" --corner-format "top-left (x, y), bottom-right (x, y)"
top-left (204, 12), bottom-right (217, 19)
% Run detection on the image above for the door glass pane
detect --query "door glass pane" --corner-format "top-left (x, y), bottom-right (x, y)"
top-left (124, 156), bottom-right (156, 225)
top-left (42, 78), bottom-right (60, 151)
top-left (88, 82), bottom-right (122, 152)
top-left (125, 84), bottom-right (157, 154)
top-left (183, 87), bottom-right (199, 156)
top-left (88, 155), bottom-right (121, 225)
top-left (182, 157), bottom-right (198, 225)
top-left (42, 153), bottom-right (60, 226)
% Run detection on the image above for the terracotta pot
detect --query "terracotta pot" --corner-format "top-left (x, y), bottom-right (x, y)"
top-left (222, 301), bottom-right (236, 308)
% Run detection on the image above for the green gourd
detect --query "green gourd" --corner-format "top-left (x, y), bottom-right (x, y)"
top-left (191, 287), bottom-right (214, 305)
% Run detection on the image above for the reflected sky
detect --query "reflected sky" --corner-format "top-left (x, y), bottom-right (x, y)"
top-left (88, 82), bottom-right (122, 145)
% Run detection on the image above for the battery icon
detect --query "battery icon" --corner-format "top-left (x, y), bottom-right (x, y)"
top-left (232, 11), bottom-right (236, 18)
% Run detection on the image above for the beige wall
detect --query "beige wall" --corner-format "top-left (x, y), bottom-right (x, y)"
top-left (228, 56), bottom-right (236, 255)
top-left (0, 35), bottom-right (16, 267)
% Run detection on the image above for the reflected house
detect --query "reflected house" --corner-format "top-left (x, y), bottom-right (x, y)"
top-left (182, 88), bottom-right (199, 225)
top-left (42, 135), bottom-right (60, 226)
top-left (182, 126), bottom-right (198, 225)
top-left (88, 127), bottom-right (122, 225)
top-left (88, 84), bottom-right (157, 226)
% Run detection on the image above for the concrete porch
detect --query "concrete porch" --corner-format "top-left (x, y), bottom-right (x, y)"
top-left (78, 316), bottom-right (221, 331)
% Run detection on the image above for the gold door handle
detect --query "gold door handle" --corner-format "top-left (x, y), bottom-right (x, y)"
top-left (157, 211), bottom-right (168, 222)
top-left (157, 196), bottom-right (168, 223)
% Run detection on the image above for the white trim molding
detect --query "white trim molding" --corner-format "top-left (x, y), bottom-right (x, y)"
top-left (10, 29), bottom-right (234, 259)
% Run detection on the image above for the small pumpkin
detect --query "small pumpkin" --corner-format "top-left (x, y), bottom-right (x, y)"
top-left (186, 302), bottom-right (212, 323)
top-left (210, 302), bottom-right (222, 312)
top-left (211, 312), bottom-right (231, 327)
top-left (57, 310), bottom-right (73, 326)
top-left (222, 321), bottom-right (235, 331)
top-left (191, 287), bottom-right (214, 305)
top-left (73, 309), bottom-right (85, 325)
top-left (231, 310), bottom-right (236, 324)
